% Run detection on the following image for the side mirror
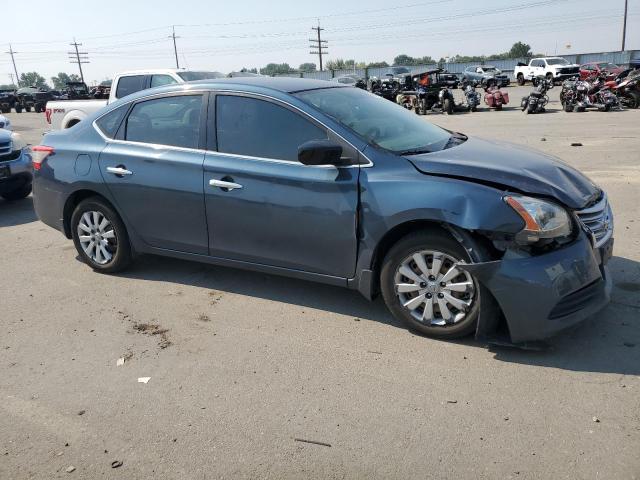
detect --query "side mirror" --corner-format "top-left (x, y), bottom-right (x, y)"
top-left (298, 140), bottom-right (344, 166)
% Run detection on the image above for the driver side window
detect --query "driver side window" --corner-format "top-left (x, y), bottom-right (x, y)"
top-left (215, 95), bottom-right (327, 162)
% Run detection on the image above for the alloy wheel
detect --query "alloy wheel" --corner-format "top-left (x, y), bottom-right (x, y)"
top-left (394, 250), bottom-right (475, 326)
top-left (76, 210), bottom-right (117, 265)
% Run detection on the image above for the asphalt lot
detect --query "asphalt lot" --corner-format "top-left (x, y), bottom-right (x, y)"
top-left (1, 85), bottom-right (639, 479)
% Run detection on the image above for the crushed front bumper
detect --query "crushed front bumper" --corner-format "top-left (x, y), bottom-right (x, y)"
top-left (461, 232), bottom-right (612, 344)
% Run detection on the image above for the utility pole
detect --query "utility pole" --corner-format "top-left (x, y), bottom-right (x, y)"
top-left (621, 0), bottom-right (628, 51)
top-left (8, 73), bottom-right (14, 87)
top-left (170, 26), bottom-right (180, 69)
top-left (5, 44), bottom-right (21, 87)
top-left (68, 39), bottom-right (89, 84)
top-left (309, 20), bottom-right (328, 71)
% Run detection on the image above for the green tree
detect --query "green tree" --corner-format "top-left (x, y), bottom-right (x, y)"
top-left (367, 61), bottom-right (389, 68)
top-left (325, 59), bottom-right (357, 71)
top-left (298, 63), bottom-right (317, 73)
top-left (239, 67), bottom-right (258, 74)
top-left (393, 54), bottom-right (435, 66)
top-left (259, 63), bottom-right (295, 76)
top-left (509, 42), bottom-right (532, 58)
top-left (0, 84), bottom-right (17, 90)
top-left (19, 72), bottom-right (49, 90)
top-left (51, 72), bottom-right (82, 90)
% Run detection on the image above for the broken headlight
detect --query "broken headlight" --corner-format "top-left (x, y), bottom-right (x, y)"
top-left (504, 195), bottom-right (572, 243)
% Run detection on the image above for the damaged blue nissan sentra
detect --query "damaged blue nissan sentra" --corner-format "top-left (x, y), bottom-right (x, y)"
top-left (31, 77), bottom-right (614, 346)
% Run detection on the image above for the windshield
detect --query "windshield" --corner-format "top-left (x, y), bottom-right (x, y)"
top-left (177, 71), bottom-right (226, 81)
top-left (295, 87), bottom-right (452, 154)
top-left (483, 67), bottom-right (497, 72)
top-left (546, 58), bottom-right (569, 65)
top-left (597, 63), bottom-right (619, 70)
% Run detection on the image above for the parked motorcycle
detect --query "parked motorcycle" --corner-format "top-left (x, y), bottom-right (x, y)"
top-left (460, 80), bottom-right (481, 112)
top-left (484, 84), bottom-right (509, 110)
top-left (521, 76), bottom-right (552, 114)
top-left (561, 74), bottom-right (619, 112)
top-left (604, 69), bottom-right (640, 109)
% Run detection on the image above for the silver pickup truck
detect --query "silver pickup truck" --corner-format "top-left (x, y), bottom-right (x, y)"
top-left (45, 69), bottom-right (224, 130)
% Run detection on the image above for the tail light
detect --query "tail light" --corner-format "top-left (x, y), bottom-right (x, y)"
top-left (31, 145), bottom-right (55, 171)
top-left (45, 108), bottom-right (52, 124)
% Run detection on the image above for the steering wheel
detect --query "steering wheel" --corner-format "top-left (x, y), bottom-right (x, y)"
top-left (365, 126), bottom-right (381, 141)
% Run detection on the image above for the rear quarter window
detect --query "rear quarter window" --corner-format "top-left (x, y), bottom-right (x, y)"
top-left (95, 105), bottom-right (128, 139)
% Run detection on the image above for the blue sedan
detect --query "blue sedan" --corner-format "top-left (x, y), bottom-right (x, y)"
top-left (32, 77), bottom-right (613, 345)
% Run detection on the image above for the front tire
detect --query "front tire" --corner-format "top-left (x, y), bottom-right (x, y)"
top-left (0, 183), bottom-right (32, 201)
top-left (624, 91), bottom-right (639, 109)
top-left (380, 230), bottom-right (483, 339)
top-left (517, 74), bottom-right (525, 86)
top-left (71, 197), bottom-right (132, 273)
top-left (443, 98), bottom-right (453, 115)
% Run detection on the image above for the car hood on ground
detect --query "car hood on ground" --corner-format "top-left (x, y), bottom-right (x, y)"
top-left (405, 136), bottom-right (600, 210)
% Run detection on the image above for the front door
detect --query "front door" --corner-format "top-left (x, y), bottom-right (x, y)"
top-left (203, 93), bottom-right (359, 278)
top-left (99, 93), bottom-right (209, 254)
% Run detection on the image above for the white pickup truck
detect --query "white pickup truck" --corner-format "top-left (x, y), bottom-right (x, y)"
top-left (45, 68), bottom-right (225, 130)
top-left (514, 57), bottom-right (580, 85)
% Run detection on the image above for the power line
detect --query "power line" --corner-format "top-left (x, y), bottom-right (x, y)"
top-left (4, 44), bottom-right (20, 87)
top-left (310, 20), bottom-right (328, 71)
top-left (68, 40), bottom-right (89, 84)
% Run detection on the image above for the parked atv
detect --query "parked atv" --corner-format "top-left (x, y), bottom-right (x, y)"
top-left (521, 76), bottom-right (552, 113)
top-left (0, 89), bottom-right (17, 114)
top-left (484, 84), bottom-right (509, 110)
top-left (412, 69), bottom-right (456, 115)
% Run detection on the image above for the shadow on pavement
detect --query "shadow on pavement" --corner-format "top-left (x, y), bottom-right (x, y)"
top-left (119, 253), bottom-right (639, 376)
top-left (0, 196), bottom-right (38, 228)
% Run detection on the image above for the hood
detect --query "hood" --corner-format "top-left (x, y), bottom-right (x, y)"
top-left (406, 136), bottom-right (600, 209)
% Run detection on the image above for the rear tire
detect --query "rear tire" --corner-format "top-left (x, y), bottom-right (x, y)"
top-left (624, 91), bottom-right (639, 109)
top-left (380, 230), bottom-right (485, 339)
top-left (443, 98), bottom-right (453, 115)
top-left (495, 103), bottom-right (503, 111)
top-left (564, 102), bottom-right (573, 112)
top-left (71, 197), bottom-right (133, 273)
top-left (0, 183), bottom-right (32, 201)
top-left (15, 106), bottom-right (22, 113)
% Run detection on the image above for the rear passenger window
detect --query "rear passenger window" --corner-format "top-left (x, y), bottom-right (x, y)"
top-left (216, 95), bottom-right (327, 161)
top-left (115, 75), bottom-right (146, 99)
top-left (95, 105), bottom-right (127, 139)
top-left (125, 95), bottom-right (203, 149)
top-left (151, 75), bottom-right (178, 88)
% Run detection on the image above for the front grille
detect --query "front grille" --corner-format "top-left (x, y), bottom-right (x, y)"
top-left (0, 140), bottom-right (11, 156)
top-left (559, 67), bottom-right (579, 75)
top-left (548, 279), bottom-right (603, 319)
top-left (575, 195), bottom-right (613, 248)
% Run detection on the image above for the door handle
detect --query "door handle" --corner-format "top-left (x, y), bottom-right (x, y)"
top-left (209, 179), bottom-right (243, 191)
top-left (106, 166), bottom-right (133, 176)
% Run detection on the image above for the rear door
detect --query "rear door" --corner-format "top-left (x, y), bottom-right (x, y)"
top-left (98, 92), bottom-right (209, 254)
top-left (203, 93), bottom-right (359, 278)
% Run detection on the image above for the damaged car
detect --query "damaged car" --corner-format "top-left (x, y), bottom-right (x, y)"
top-left (31, 78), bottom-right (613, 346)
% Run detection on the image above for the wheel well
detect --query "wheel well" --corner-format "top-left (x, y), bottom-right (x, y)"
top-left (368, 220), bottom-right (498, 297)
top-left (517, 72), bottom-right (523, 77)
top-left (62, 190), bottom-right (115, 238)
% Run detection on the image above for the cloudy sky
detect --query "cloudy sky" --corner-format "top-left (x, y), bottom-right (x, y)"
top-left (1, 0), bottom-right (638, 85)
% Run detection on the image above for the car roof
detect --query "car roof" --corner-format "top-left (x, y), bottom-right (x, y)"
top-left (186, 76), bottom-right (341, 93)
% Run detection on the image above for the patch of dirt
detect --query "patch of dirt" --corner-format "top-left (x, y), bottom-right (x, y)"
top-left (197, 314), bottom-right (210, 322)
top-left (132, 322), bottom-right (172, 349)
top-left (208, 290), bottom-right (223, 305)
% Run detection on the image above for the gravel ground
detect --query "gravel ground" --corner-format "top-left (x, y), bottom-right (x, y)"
top-left (1, 85), bottom-right (639, 479)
